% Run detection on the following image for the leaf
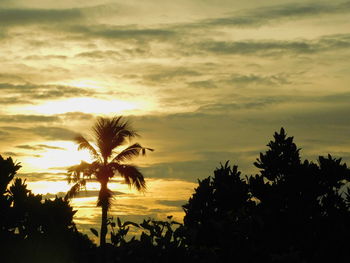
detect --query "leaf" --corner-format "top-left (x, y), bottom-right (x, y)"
top-left (90, 228), bottom-right (99, 237)
top-left (123, 221), bottom-right (140, 228)
top-left (117, 217), bottom-right (122, 227)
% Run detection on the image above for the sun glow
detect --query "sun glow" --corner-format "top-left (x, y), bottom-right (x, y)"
top-left (26, 180), bottom-right (71, 195)
top-left (20, 97), bottom-right (140, 115)
top-left (21, 141), bottom-right (94, 172)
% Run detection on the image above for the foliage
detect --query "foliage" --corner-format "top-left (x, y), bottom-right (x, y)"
top-left (91, 216), bottom-right (218, 263)
top-left (0, 155), bottom-right (95, 263)
top-left (66, 116), bottom-right (153, 246)
top-left (182, 128), bottom-right (350, 262)
top-left (2, 127), bottom-right (350, 263)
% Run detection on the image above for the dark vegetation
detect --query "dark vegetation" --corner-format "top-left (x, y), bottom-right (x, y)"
top-left (66, 116), bottom-right (153, 246)
top-left (1, 128), bottom-right (350, 262)
top-left (0, 156), bottom-right (95, 263)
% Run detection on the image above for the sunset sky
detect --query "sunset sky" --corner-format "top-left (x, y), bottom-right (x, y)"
top-left (1, 0), bottom-right (350, 238)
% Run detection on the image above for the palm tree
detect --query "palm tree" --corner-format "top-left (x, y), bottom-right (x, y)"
top-left (66, 116), bottom-right (153, 246)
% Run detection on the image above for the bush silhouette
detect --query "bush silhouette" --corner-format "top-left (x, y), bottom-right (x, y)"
top-left (0, 155), bottom-right (95, 263)
top-left (2, 127), bottom-right (350, 263)
top-left (182, 128), bottom-right (350, 262)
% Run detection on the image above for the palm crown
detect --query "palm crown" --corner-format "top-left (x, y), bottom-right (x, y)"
top-left (66, 116), bottom-right (153, 246)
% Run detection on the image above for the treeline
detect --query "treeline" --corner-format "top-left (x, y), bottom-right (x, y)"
top-left (1, 128), bottom-right (350, 263)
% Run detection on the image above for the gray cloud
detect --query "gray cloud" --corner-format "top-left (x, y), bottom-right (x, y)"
top-left (0, 7), bottom-right (83, 27)
top-left (0, 126), bottom-right (77, 141)
top-left (75, 50), bottom-right (122, 59)
top-left (17, 172), bottom-right (67, 182)
top-left (198, 1), bottom-right (350, 28)
top-left (157, 200), bottom-right (188, 207)
top-left (16, 144), bottom-right (65, 151)
top-left (29, 126), bottom-right (78, 140)
top-left (187, 80), bottom-right (217, 89)
top-left (25, 55), bottom-right (67, 61)
top-left (142, 67), bottom-right (200, 84)
top-left (196, 34), bottom-right (350, 57)
top-left (197, 101), bottom-right (277, 113)
top-left (0, 114), bottom-right (60, 123)
top-left (0, 82), bottom-right (96, 102)
top-left (2, 151), bottom-right (21, 157)
top-left (142, 158), bottom-right (250, 182)
top-left (58, 112), bottom-right (94, 121)
top-left (67, 25), bottom-right (176, 42)
top-left (227, 73), bottom-right (291, 86)
top-left (43, 190), bottom-right (124, 199)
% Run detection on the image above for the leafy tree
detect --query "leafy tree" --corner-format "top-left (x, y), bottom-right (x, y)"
top-left (250, 128), bottom-right (350, 261)
top-left (183, 162), bottom-right (257, 261)
top-left (183, 128), bottom-right (350, 262)
top-left (0, 155), bottom-right (95, 263)
top-left (66, 116), bottom-right (153, 246)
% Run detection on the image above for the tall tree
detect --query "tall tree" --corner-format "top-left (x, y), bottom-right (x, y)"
top-left (66, 116), bottom-right (153, 246)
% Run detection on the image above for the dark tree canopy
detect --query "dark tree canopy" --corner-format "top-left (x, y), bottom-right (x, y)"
top-left (183, 128), bottom-right (350, 263)
top-left (2, 128), bottom-right (350, 263)
top-left (0, 155), bottom-right (94, 263)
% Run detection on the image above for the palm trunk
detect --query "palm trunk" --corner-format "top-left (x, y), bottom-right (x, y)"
top-left (100, 182), bottom-right (108, 247)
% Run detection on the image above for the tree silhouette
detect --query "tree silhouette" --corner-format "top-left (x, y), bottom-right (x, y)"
top-left (66, 116), bottom-right (153, 246)
top-left (183, 162), bottom-right (257, 261)
top-left (0, 155), bottom-right (94, 263)
top-left (183, 128), bottom-right (350, 262)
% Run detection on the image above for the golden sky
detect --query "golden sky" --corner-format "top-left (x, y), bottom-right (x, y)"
top-left (1, 0), bottom-right (350, 236)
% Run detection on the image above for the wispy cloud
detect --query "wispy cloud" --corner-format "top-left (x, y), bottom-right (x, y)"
top-left (0, 83), bottom-right (96, 102)
top-left (0, 126), bottom-right (77, 141)
top-left (197, 1), bottom-right (350, 28)
top-left (0, 7), bottom-right (83, 27)
top-left (195, 34), bottom-right (350, 57)
top-left (16, 144), bottom-right (65, 151)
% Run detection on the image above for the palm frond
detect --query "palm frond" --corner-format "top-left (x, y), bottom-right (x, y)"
top-left (112, 143), bottom-right (154, 162)
top-left (65, 179), bottom-right (86, 200)
top-left (74, 135), bottom-right (100, 161)
top-left (110, 163), bottom-right (146, 192)
top-left (93, 116), bottom-right (139, 162)
top-left (66, 160), bottom-right (98, 189)
top-left (97, 187), bottom-right (114, 209)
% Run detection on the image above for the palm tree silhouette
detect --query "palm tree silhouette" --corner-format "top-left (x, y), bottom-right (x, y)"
top-left (66, 116), bottom-right (153, 246)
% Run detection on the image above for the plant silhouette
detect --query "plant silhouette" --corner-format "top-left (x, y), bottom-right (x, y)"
top-left (0, 155), bottom-right (94, 263)
top-left (182, 128), bottom-right (350, 262)
top-left (66, 116), bottom-right (153, 246)
top-left (2, 127), bottom-right (350, 262)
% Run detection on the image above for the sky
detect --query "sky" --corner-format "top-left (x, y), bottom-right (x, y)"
top-left (1, 0), bottom-right (350, 239)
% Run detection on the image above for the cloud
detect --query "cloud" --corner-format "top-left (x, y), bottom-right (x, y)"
top-left (141, 157), bottom-right (252, 182)
top-left (29, 126), bottom-right (78, 140)
top-left (2, 151), bottom-right (21, 157)
top-left (194, 1), bottom-right (350, 29)
top-left (0, 82), bottom-right (96, 103)
top-left (196, 101), bottom-right (276, 113)
top-left (16, 144), bottom-right (65, 151)
top-left (187, 80), bottom-right (217, 89)
top-left (58, 112), bottom-right (95, 121)
top-left (195, 34), bottom-right (350, 57)
top-left (0, 114), bottom-right (60, 123)
top-left (17, 172), bottom-right (67, 182)
top-left (143, 67), bottom-right (200, 83)
top-left (75, 50), bottom-right (122, 60)
top-left (0, 126), bottom-right (77, 141)
top-left (42, 189), bottom-right (124, 199)
top-left (228, 73), bottom-right (291, 86)
top-left (0, 7), bottom-right (83, 27)
top-left (25, 55), bottom-right (67, 61)
top-left (66, 25), bottom-right (176, 42)
top-left (157, 200), bottom-right (187, 207)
